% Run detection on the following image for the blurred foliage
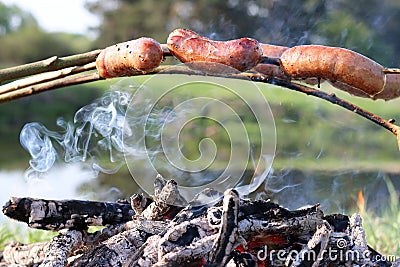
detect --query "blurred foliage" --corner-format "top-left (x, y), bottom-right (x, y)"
top-left (85, 0), bottom-right (327, 47)
top-left (0, 27), bottom-right (92, 67)
top-left (0, 3), bottom-right (100, 169)
top-left (0, 2), bottom-right (92, 67)
top-left (0, 2), bottom-right (37, 35)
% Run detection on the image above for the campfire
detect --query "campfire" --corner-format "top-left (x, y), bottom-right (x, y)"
top-left (1, 175), bottom-right (395, 267)
top-left (0, 29), bottom-right (399, 266)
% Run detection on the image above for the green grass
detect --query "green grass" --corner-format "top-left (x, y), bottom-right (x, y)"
top-left (355, 175), bottom-right (400, 257)
top-left (0, 223), bottom-right (104, 251)
top-left (160, 75), bottom-right (400, 168)
top-left (0, 223), bottom-right (57, 250)
top-left (128, 75), bottom-right (400, 172)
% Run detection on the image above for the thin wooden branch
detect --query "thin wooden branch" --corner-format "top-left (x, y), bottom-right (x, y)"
top-left (161, 43), bottom-right (172, 56)
top-left (207, 189), bottom-right (240, 267)
top-left (0, 62), bottom-right (96, 95)
top-left (0, 72), bottom-right (101, 103)
top-left (0, 45), bottom-right (173, 86)
top-left (40, 230), bottom-right (84, 267)
top-left (383, 68), bottom-right (400, 74)
top-left (0, 49), bottom-right (102, 83)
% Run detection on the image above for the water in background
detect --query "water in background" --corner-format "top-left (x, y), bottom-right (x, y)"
top-left (0, 164), bottom-right (96, 223)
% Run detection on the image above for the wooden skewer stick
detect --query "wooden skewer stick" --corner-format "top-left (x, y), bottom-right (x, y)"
top-left (0, 44), bottom-right (399, 150)
top-left (0, 62), bottom-right (97, 95)
top-left (0, 49), bottom-right (102, 83)
top-left (264, 77), bottom-right (400, 146)
top-left (0, 72), bottom-right (102, 103)
top-left (383, 68), bottom-right (400, 74)
top-left (0, 44), bottom-right (175, 100)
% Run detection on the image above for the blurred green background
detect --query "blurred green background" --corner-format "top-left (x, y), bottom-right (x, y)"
top-left (0, 0), bottom-right (399, 255)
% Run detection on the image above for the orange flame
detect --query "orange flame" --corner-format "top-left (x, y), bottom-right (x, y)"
top-left (357, 190), bottom-right (365, 213)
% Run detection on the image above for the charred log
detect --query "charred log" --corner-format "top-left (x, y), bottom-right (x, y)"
top-left (40, 230), bottom-right (84, 267)
top-left (2, 197), bottom-right (134, 231)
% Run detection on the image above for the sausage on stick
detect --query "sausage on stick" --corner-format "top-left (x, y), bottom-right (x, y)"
top-left (279, 45), bottom-right (386, 97)
top-left (96, 37), bottom-right (163, 78)
top-left (167, 29), bottom-right (263, 71)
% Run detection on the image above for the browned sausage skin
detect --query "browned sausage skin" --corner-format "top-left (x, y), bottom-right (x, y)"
top-left (260, 43), bottom-right (289, 58)
top-left (253, 43), bottom-right (321, 85)
top-left (280, 45), bottom-right (385, 97)
top-left (257, 44), bottom-right (400, 100)
top-left (375, 74), bottom-right (400, 100)
top-left (251, 43), bottom-right (289, 79)
top-left (96, 37), bottom-right (163, 78)
top-left (167, 28), bottom-right (263, 71)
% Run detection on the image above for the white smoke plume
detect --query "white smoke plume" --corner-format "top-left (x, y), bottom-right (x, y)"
top-left (20, 90), bottom-right (132, 179)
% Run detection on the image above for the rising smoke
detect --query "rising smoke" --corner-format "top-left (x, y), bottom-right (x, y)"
top-left (20, 89), bottom-right (132, 179)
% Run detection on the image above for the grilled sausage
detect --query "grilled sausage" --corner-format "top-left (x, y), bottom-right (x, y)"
top-left (167, 28), bottom-right (263, 71)
top-left (96, 37), bottom-right (163, 78)
top-left (280, 45), bottom-right (385, 96)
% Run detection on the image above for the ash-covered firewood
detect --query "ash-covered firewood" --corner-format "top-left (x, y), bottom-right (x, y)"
top-left (2, 241), bottom-right (47, 266)
top-left (2, 197), bottom-right (134, 230)
top-left (1, 175), bottom-right (397, 267)
top-left (69, 176), bottom-right (180, 267)
top-left (71, 228), bottom-right (149, 266)
top-left (137, 175), bottom-right (186, 220)
top-left (40, 230), bottom-right (84, 267)
top-left (207, 189), bottom-right (241, 266)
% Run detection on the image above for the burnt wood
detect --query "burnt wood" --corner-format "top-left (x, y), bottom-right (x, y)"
top-left (2, 197), bottom-right (135, 231)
